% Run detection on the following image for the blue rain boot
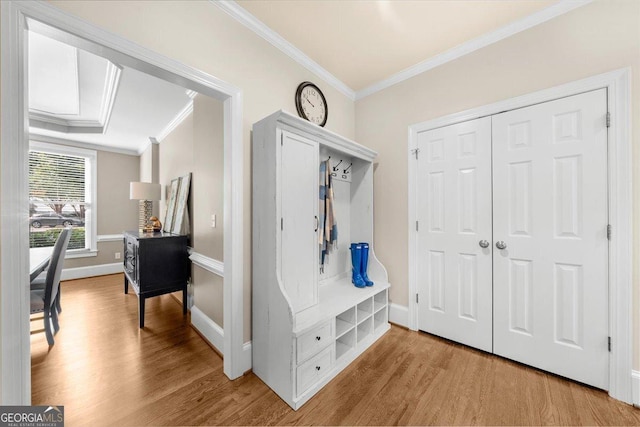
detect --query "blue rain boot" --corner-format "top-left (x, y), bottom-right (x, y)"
top-left (360, 242), bottom-right (374, 287)
top-left (350, 243), bottom-right (366, 288)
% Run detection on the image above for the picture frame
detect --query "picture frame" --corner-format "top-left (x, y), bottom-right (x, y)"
top-left (163, 178), bottom-right (180, 233)
top-left (172, 173), bottom-right (191, 234)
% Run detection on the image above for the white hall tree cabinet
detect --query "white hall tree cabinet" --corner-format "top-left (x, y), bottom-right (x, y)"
top-left (252, 110), bottom-right (390, 410)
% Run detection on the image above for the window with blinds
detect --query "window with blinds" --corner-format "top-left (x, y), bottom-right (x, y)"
top-left (29, 146), bottom-right (91, 250)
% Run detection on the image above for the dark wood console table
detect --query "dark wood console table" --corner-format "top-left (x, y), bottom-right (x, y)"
top-left (123, 230), bottom-right (189, 328)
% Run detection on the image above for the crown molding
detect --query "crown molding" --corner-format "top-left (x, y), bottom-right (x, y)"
top-left (98, 61), bottom-right (122, 132)
top-left (29, 132), bottom-right (139, 156)
top-left (153, 99), bottom-right (194, 147)
top-left (355, 0), bottom-right (593, 100)
top-left (211, 0), bottom-right (355, 101)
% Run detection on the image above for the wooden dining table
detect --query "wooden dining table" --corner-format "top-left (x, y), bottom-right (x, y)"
top-left (30, 246), bottom-right (53, 281)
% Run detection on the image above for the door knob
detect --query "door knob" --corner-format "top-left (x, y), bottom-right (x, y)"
top-left (479, 240), bottom-right (490, 248)
top-left (496, 241), bottom-right (507, 250)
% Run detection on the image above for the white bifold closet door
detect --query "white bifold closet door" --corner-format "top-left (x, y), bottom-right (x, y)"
top-left (416, 117), bottom-right (493, 353)
top-left (492, 89), bottom-right (609, 389)
top-left (416, 89), bottom-right (609, 389)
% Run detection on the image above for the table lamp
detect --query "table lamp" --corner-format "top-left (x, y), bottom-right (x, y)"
top-left (130, 182), bottom-right (161, 232)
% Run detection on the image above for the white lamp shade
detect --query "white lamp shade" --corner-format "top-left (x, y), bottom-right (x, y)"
top-left (130, 182), bottom-right (161, 201)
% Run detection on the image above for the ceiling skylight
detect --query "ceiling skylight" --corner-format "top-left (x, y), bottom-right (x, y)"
top-left (28, 31), bottom-right (80, 115)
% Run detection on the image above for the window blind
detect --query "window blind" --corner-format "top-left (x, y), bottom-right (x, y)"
top-left (29, 149), bottom-right (87, 250)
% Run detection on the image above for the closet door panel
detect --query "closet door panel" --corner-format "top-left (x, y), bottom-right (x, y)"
top-left (492, 89), bottom-right (608, 390)
top-left (416, 117), bottom-right (493, 352)
top-left (280, 130), bottom-right (319, 313)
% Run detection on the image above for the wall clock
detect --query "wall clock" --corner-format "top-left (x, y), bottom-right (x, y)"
top-left (295, 81), bottom-right (328, 127)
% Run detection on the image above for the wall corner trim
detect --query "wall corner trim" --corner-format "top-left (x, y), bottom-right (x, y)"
top-left (211, 0), bottom-right (355, 101)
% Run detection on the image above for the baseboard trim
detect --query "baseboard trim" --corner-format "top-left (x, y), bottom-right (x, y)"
top-left (632, 370), bottom-right (640, 406)
top-left (190, 305), bottom-right (252, 373)
top-left (242, 341), bottom-right (252, 374)
top-left (191, 306), bottom-right (224, 355)
top-left (61, 262), bottom-right (123, 281)
top-left (389, 303), bottom-right (409, 328)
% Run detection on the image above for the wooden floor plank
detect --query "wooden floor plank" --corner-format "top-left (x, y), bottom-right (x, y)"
top-left (31, 274), bottom-right (640, 426)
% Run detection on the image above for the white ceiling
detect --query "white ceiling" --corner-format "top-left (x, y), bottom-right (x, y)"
top-left (26, 1), bottom-right (581, 154)
top-left (235, 0), bottom-right (560, 92)
top-left (29, 31), bottom-right (80, 115)
top-left (28, 25), bottom-right (194, 155)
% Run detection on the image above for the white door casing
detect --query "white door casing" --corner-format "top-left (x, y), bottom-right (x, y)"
top-left (492, 89), bottom-right (609, 389)
top-left (279, 130), bottom-right (319, 313)
top-left (416, 117), bottom-right (493, 352)
top-left (1, 0), bottom-right (247, 402)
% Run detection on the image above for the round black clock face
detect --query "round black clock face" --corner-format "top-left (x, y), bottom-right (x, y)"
top-left (295, 82), bottom-right (328, 127)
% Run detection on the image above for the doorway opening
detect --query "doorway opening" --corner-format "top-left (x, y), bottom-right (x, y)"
top-left (1, 0), bottom-right (244, 404)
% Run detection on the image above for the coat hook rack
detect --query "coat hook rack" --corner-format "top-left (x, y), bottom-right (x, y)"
top-left (332, 159), bottom-right (343, 171)
top-left (343, 163), bottom-right (352, 174)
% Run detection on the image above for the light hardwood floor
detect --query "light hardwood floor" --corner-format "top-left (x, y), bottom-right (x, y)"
top-left (32, 274), bottom-right (640, 426)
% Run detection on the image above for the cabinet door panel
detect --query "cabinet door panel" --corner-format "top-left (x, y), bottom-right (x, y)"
top-left (280, 130), bottom-right (319, 312)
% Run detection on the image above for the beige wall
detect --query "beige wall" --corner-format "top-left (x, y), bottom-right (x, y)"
top-left (62, 150), bottom-right (140, 269)
top-left (47, 0), bottom-right (356, 342)
top-left (139, 142), bottom-right (160, 218)
top-left (192, 96), bottom-right (224, 325)
top-left (159, 95), bottom-right (225, 325)
top-left (355, 0), bottom-right (640, 367)
top-left (192, 96), bottom-right (224, 262)
top-left (158, 114), bottom-right (193, 210)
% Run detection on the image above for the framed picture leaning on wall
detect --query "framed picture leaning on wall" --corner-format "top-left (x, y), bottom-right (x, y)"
top-left (164, 178), bottom-right (180, 233)
top-left (172, 173), bottom-right (191, 234)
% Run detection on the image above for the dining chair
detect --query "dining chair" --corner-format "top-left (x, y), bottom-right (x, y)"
top-left (31, 230), bottom-right (69, 314)
top-left (30, 228), bottom-right (71, 346)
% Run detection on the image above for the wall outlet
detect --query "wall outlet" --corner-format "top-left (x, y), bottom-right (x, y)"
top-left (115, 252), bottom-right (121, 260)
top-left (211, 214), bottom-right (216, 228)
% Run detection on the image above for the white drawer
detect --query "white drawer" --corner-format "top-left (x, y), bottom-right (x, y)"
top-left (296, 346), bottom-right (333, 396)
top-left (297, 322), bottom-right (333, 363)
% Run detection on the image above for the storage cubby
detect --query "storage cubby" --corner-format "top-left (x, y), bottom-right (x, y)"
top-left (336, 307), bottom-right (356, 339)
top-left (336, 328), bottom-right (356, 361)
top-left (357, 298), bottom-right (373, 323)
top-left (374, 289), bottom-right (387, 313)
top-left (357, 317), bottom-right (373, 343)
top-left (374, 307), bottom-right (387, 332)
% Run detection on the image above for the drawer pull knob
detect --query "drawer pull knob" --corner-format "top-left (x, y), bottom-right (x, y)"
top-left (315, 366), bottom-right (321, 371)
top-left (315, 336), bottom-right (321, 341)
